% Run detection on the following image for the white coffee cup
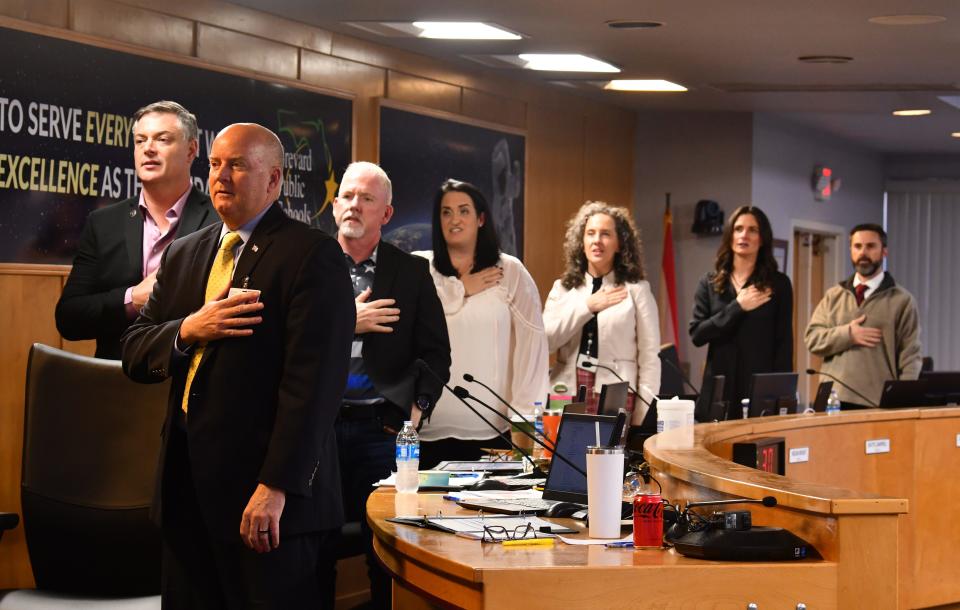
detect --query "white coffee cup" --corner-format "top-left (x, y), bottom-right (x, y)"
top-left (586, 446), bottom-right (625, 538)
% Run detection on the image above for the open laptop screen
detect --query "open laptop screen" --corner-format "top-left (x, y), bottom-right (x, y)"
top-left (542, 413), bottom-right (616, 503)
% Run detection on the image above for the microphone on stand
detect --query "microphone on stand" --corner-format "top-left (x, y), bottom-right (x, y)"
top-left (415, 360), bottom-right (543, 474)
top-left (578, 361), bottom-right (656, 414)
top-left (463, 373), bottom-right (533, 423)
top-left (657, 352), bottom-right (701, 398)
top-left (804, 368), bottom-right (878, 408)
top-left (454, 386), bottom-right (586, 478)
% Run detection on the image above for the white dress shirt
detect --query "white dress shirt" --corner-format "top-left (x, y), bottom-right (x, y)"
top-left (412, 251), bottom-right (550, 441)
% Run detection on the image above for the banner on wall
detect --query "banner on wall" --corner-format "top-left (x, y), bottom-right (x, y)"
top-left (0, 26), bottom-right (352, 264)
top-left (378, 104), bottom-right (525, 257)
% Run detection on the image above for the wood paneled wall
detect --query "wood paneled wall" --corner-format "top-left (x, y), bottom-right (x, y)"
top-left (0, 0), bottom-right (636, 590)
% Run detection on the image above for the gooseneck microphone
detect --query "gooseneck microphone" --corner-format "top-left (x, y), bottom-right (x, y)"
top-left (463, 373), bottom-right (533, 423)
top-left (415, 360), bottom-right (543, 473)
top-left (684, 496), bottom-right (777, 511)
top-left (657, 352), bottom-right (701, 398)
top-left (453, 386), bottom-right (587, 478)
top-left (805, 368), bottom-right (878, 408)
top-left (578, 361), bottom-right (638, 395)
top-left (578, 361), bottom-right (656, 414)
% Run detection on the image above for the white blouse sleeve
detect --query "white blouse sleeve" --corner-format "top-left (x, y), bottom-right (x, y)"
top-left (542, 279), bottom-right (593, 353)
top-left (633, 281), bottom-right (662, 394)
top-left (412, 250), bottom-right (467, 315)
top-left (501, 257), bottom-right (551, 414)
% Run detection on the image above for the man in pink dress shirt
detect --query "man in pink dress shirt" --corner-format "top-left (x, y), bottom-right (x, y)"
top-left (56, 100), bottom-right (216, 359)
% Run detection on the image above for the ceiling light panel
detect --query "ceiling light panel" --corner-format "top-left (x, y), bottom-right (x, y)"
top-left (605, 79), bottom-right (686, 91)
top-left (411, 22), bottom-right (521, 40)
top-left (869, 14), bottom-right (946, 26)
top-left (892, 109), bottom-right (932, 116)
top-left (518, 54), bottom-right (620, 73)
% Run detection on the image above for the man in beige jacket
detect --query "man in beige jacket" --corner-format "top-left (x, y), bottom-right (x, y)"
top-left (805, 223), bottom-right (922, 408)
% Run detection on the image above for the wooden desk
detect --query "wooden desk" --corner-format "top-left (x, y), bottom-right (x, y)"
top-left (371, 408), bottom-right (960, 609)
top-left (368, 491), bottom-right (835, 609)
top-left (644, 407), bottom-right (960, 610)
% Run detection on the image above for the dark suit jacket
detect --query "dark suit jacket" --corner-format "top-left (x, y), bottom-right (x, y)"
top-left (361, 240), bottom-right (451, 416)
top-left (689, 270), bottom-right (793, 405)
top-left (56, 187), bottom-right (216, 359)
top-left (121, 204), bottom-right (355, 541)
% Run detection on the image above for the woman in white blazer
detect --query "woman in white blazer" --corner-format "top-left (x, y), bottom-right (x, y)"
top-left (414, 179), bottom-right (550, 469)
top-left (543, 202), bottom-right (660, 425)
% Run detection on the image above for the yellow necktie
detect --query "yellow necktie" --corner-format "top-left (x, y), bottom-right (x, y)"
top-left (181, 232), bottom-right (243, 413)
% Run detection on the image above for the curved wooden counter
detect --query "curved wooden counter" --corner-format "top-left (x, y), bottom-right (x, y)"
top-left (369, 408), bottom-right (959, 609)
top-left (644, 407), bottom-right (960, 610)
top-left (368, 491), bottom-right (835, 610)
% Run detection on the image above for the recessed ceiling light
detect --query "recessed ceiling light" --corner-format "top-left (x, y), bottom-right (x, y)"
top-left (798, 55), bottom-right (853, 64)
top-left (869, 14), bottom-right (946, 26)
top-left (411, 22), bottom-right (521, 40)
top-left (605, 79), bottom-right (686, 92)
top-left (606, 20), bottom-right (664, 29)
top-left (518, 54), bottom-right (620, 73)
top-left (950, 132), bottom-right (960, 138)
top-left (892, 109), bottom-right (932, 116)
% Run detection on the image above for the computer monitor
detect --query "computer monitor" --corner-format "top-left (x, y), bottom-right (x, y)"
top-left (542, 413), bottom-right (618, 503)
top-left (695, 375), bottom-right (726, 422)
top-left (919, 371), bottom-right (960, 405)
top-left (598, 381), bottom-right (629, 416)
top-left (879, 379), bottom-right (931, 408)
top-left (747, 372), bottom-right (798, 418)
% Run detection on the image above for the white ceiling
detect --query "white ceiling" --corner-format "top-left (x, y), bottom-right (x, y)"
top-left (230, 0), bottom-right (960, 154)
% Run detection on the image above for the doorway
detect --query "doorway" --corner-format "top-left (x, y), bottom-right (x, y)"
top-left (791, 224), bottom-right (844, 406)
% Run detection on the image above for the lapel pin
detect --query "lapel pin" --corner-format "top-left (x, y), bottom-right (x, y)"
top-left (251, 244), bottom-right (259, 253)
top-left (129, 209), bottom-right (137, 218)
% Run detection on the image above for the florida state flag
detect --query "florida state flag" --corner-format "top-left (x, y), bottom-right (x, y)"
top-left (658, 198), bottom-right (680, 355)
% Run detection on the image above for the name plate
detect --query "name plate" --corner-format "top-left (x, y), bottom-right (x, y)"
top-left (788, 447), bottom-right (809, 463)
top-left (865, 439), bottom-right (891, 455)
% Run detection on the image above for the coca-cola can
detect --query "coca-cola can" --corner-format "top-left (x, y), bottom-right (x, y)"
top-left (633, 494), bottom-right (664, 548)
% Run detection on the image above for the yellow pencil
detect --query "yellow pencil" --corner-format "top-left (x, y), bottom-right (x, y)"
top-left (502, 538), bottom-right (555, 548)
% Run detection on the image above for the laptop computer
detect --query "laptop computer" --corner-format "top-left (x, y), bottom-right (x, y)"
top-left (456, 413), bottom-right (618, 515)
top-left (879, 379), bottom-right (931, 408)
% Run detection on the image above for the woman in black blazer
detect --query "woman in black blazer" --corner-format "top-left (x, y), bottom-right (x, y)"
top-left (689, 205), bottom-right (793, 414)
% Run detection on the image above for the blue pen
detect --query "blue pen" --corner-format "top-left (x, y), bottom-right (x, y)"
top-left (605, 541), bottom-right (634, 548)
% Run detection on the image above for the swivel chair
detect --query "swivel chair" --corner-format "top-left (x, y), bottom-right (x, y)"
top-left (0, 344), bottom-right (168, 608)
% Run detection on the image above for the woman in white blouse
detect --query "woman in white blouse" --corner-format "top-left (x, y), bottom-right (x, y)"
top-left (414, 179), bottom-right (549, 469)
top-left (543, 201), bottom-right (660, 425)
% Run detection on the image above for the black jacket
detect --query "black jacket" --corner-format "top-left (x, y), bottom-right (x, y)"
top-left (121, 204), bottom-right (355, 540)
top-left (360, 240), bottom-right (451, 416)
top-left (56, 187), bottom-right (216, 359)
top-left (690, 270), bottom-right (794, 406)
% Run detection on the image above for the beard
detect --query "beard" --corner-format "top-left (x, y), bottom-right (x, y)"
top-left (337, 219), bottom-right (365, 239)
top-left (854, 257), bottom-right (881, 277)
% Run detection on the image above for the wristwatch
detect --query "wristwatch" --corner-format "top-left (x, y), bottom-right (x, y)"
top-left (415, 394), bottom-right (434, 431)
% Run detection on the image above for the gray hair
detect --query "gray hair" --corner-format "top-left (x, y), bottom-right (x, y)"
top-left (133, 100), bottom-right (199, 143)
top-left (343, 161), bottom-right (392, 205)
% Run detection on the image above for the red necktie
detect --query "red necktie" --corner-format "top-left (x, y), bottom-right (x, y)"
top-left (855, 284), bottom-right (867, 306)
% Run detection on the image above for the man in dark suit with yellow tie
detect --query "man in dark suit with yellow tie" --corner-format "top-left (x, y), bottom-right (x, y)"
top-left (121, 123), bottom-right (354, 608)
top-left (57, 100), bottom-right (216, 359)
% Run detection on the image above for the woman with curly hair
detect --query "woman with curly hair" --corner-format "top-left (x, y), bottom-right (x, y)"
top-left (413, 179), bottom-right (549, 468)
top-left (543, 201), bottom-right (660, 423)
top-left (689, 205), bottom-right (793, 414)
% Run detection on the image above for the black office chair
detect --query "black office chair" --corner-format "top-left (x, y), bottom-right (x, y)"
top-left (659, 343), bottom-right (686, 397)
top-left (0, 344), bottom-right (167, 608)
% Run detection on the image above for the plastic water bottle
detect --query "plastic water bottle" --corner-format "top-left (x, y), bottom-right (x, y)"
top-left (395, 421), bottom-right (420, 493)
top-left (741, 398), bottom-right (750, 420)
top-left (826, 389), bottom-right (841, 416)
top-left (532, 401), bottom-right (545, 460)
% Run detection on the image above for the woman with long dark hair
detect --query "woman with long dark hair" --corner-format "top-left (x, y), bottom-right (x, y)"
top-left (413, 179), bottom-right (549, 468)
top-left (689, 205), bottom-right (793, 412)
top-left (542, 202), bottom-right (660, 424)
